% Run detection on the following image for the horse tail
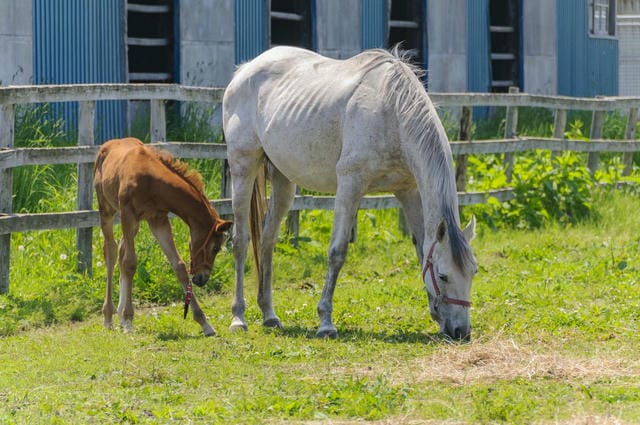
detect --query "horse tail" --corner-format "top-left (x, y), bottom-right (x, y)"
top-left (249, 161), bottom-right (268, 279)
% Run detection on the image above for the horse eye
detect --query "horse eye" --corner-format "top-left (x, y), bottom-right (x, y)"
top-left (438, 273), bottom-right (449, 283)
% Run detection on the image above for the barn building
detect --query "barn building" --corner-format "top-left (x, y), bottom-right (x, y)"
top-left (0, 0), bottom-right (621, 140)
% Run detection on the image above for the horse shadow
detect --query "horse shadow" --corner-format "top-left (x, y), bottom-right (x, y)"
top-left (273, 325), bottom-right (460, 345)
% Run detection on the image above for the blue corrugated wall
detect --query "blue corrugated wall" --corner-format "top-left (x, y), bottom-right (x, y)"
top-left (33, 0), bottom-right (126, 141)
top-left (557, 0), bottom-right (618, 96)
top-left (467, 0), bottom-right (491, 93)
top-left (361, 0), bottom-right (387, 49)
top-left (234, 0), bottom-right (267, 64)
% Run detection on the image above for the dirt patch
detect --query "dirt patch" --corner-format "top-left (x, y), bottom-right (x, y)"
top-left (407, 335), bottom-right (640, 385)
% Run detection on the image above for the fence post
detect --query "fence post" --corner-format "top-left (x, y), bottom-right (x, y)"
top-left (622, 107), bottom-right (638, 176)
top-left (150, 99), bottom-right (167, 142)
top-left (551, 108), bottom-right (567, 159)
top-left (504, 86), bottom-right (519, 182)
top-left (588, 110), bottom-right (606, 176)
top-left (455, 106), bottom-right (473, 192)
top-left (0, 104), bottom-right (15, 294)
top-left (76, 101), bottom-right (95, 275)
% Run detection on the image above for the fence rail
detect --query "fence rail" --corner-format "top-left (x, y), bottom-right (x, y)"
top-left (1, 84), bottom-right (639, 293)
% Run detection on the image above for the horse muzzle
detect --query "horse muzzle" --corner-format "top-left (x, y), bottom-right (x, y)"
top-left (192, 272), bottom-right (210, 287)
top-left (440, 319), bottom-right (471, 342)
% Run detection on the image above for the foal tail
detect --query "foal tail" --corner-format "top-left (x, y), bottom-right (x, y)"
top-left (249, 161), bottom-right (268, 279)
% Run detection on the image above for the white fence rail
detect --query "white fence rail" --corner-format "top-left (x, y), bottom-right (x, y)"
top-left (1, 84), bottom-right (639, 293)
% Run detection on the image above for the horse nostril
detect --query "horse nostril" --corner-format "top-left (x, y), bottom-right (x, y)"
top-left (192, 273), bottom-right (209, 287)
top-left (454, 326), bottom-right (471, 342)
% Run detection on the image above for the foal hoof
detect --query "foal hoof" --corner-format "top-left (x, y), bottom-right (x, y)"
top-left (203, 325), bottom-right (217, 337)
top-left (316, 326), bottom-right (338, 339)
top-left (263, 317), bottom-right (283, 329)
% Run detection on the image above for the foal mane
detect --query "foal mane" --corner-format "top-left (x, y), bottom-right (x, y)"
top-left (370, 48), bottom-right (475, 271)
top-left (152, 148), bottom-right (208, 202)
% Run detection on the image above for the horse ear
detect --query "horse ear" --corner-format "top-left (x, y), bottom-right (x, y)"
top-left (462, 215), bottom-right (476, 242)
top-left (436, 219), bottom-right (447, 243)
top-left (216, 220), bottom-right (233, 233)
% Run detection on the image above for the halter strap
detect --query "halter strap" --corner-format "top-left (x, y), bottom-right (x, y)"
top-left (183, 282), bottom-right (193, 319)
top-left (185, 223), bottom-right (217, 319)
top-left (422, 240), bottom-right (471, 308)
top-left (189, 223), bottom-right (218, 275)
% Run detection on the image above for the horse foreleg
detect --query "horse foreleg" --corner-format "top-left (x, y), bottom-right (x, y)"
top-left (117, 209), bottom-right (139, 333)
top-left (100, 213), bottom-right (117, 329)
top-left (395, 188), bottom-right (425, 265)
top-left (317, 179), bottom-right (365, 338)
top-left (148, 216), bottom-right (215, 337)
top-left (258, 168), bottom-right (296, 328)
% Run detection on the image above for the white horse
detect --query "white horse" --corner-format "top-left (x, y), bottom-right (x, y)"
top-left (222, 46), bottom-right (477, 341)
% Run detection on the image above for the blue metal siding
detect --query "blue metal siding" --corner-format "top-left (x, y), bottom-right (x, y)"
top-left (234, 0), bottom-right (267, 64)
top-left (361, 0), bottom-right (387, 49)
top-left (33, 0), bottom-right (126, 141)
top-left (467, 0), bottom-right (491, 93)
top-left (557, 0), bottom-right (618, 96)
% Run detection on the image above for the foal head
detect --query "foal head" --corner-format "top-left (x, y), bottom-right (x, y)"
top-left (423, 216), bottom-right (477, 342)
top-left (189, 218), bottom-right (233, 287)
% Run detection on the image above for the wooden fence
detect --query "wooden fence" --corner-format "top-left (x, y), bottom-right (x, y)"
top-left (1, 84), bottom-right (639, 293)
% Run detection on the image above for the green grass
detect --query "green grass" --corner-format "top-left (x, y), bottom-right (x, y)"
top-left (1, 189), bottom-right (640, 424)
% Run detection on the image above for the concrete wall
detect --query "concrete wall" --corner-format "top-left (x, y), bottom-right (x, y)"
top-left (522, 0), bottom-right (557, 94)
top-left (0, 1), bottom-right (33, 85)
top-left (179, 0), bottom-right (235, 87)
top-left (618, 14), bottom-right (640, 96)
top-left (619, 0), bottom-right (640, 14)
top-left (315, 0), bottom-right (361, 59)
top-left (426, 0), bottom-right (467, 92)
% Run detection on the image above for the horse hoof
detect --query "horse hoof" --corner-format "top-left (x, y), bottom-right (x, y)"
top-left (229, 320), bottom-right (248, 333)
top-left (103, 321), bottom-right (114, 330)
top-left (203, 327), bottom-right (217, 337)
top-left (263, 318), bottom-right (283, 329)
top-left (316, 327), bottom-right (338, 339)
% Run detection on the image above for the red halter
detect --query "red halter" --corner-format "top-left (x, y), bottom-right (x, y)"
top-left (184, 224), bottom-right (217, 319)
top-left (189, 224), bottom-right (218, 275)
top-left (422, 240), bottom-right (471, 308)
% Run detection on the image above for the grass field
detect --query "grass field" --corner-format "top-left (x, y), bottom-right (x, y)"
top-left (1, 189), bottom-right (639, 424)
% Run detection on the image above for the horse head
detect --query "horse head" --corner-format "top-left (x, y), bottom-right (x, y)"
top-left (189, 219), bottom-right (233, 287)
top-left (423, 216), bottom-right (477, 342)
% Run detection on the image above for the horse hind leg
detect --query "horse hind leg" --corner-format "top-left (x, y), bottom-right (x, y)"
top-left (147, 215), bottom-right (215, 337)
top-left (258, 166), bottom-right (296, 328)
top-left (99, 211), bottom-right (118, 330)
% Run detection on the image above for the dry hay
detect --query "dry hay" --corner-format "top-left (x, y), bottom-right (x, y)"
top-left (407, 335), bottom-right (640, 385)
top-left (272, 416), bottom-right (633, 425)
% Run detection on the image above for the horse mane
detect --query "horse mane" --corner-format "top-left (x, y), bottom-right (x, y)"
top-left (372, 47), bottom-right (475, 271)
top-left (152, 148), bottom-right (207, 199)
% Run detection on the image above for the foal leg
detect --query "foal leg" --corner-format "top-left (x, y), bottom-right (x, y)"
top-left (395, 188), bottom-right (425, 265)
top-left (148, 216), bottom-right (215, 336)
top-left (99, 212), bottom-right (118, 329)
top-left (117, 208), bottom-right (139, 333)
top-left (317, 177), bottom-right (366, 338)
top-left (258, 167), bottom-right (296, 328)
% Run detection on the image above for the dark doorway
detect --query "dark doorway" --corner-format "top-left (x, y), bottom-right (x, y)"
top-left (489, 0), bottom-right (520, 92)
top-left (126, 0), bottom-right (175, 83)
top-left (387, 0), bottom-right (425, 68)
top-left (270, 0), bottom-right (313, 48)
